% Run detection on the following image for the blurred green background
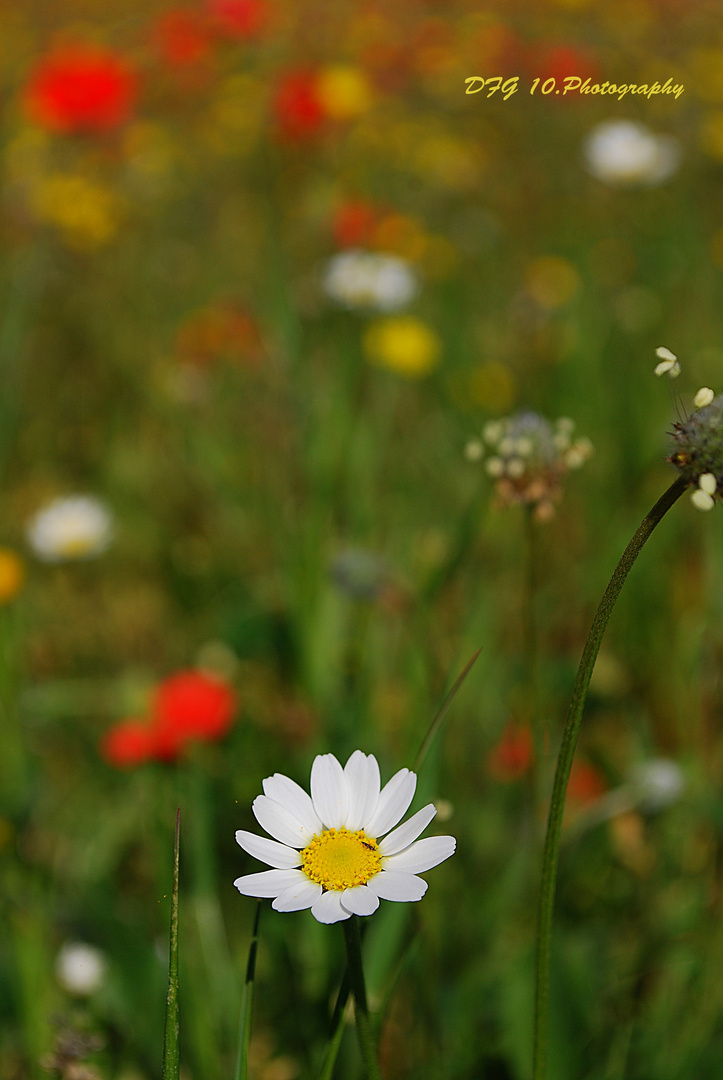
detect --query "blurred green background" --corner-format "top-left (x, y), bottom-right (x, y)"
top-left (2, 1), bottom-right (723, 1078)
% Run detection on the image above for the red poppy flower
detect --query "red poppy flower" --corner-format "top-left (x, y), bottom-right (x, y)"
top-left (273, 69), bottom-right (325, 141)
top-left (332, 201), bottom-right (378, 248)
top-left (151, 670), bottom-right (236, 760)
top-left (206, 0), bottom-right (268, 38)
top-left (153, 10), bottom-right (213, 66)
top-left (100, 719), bottom-right (156, 768)
top-left (532, 44), bottom-right (598, 90)
top-left (487, 724), bottom-right (532, 781)
top-left (24, 44), bottom-right (138, 133)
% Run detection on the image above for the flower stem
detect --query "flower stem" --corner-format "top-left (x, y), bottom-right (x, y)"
top-left (317, 971), bottom-right (350, 1080)
top-left (234, 902), bottom-right (260, 1080)
top-left (523, 504), bottom-right (545, 823)
top-left (532, 475), bottom-right (687, 1080)
top-left (342, 916), bottom-right (382, 1080)
top-left (161, 808), bottom-right (180, 1080)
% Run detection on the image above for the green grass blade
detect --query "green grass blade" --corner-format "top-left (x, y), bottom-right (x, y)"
top-left (413, 648), bottom-right (481, 773)
top-left (162, 807), bottom-right (181, 1080)
top-left (317, 970), bottom-right (350, 1080)
top-left (234, 901), bottom-right (261, 1080)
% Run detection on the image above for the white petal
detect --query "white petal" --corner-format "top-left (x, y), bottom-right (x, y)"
top-left (272, 879), bottom-right (322, 912)
top-left (341, 885), bottom-right (380, 916)
top-left (655, 346), bottom-right (677, 362)
top-left (234, 869), bottom-right (307, 898)
top-left (252, 795), bottom-right (311, 848)
top-left (344, 751), bottom-right (381, 830)
top-left (311, 890), bottom-right (352, 923)
top-left (366, 871), bottom-right (428, 902)
top-left (384, 835), bottom-right (456, 873)
top-left (235, 830), bottom-right (301, 869)
top-left (310, 754), bottom-right (349, 829)
top-left (699, 472), bottom-right (717, 496)
top-left (379, 804), bottom-right (436, 856)
top-left (262, 773), bottom-right (323, 835)
top-left (691, 489), bottom-right (715, 511)
top-left (364, 769), bottom-right (416, 838)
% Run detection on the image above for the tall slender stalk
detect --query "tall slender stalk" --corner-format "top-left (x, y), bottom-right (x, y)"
top-left (523, 505), bottom-right (545, 820)
top-left (533, 475), bottom-right (687, 1080)
top-left (343, 917), bottom-right (382, 1080)
top-left (162, 808), bottom-right (181, 1080)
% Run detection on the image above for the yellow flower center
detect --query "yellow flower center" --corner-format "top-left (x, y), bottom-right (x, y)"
top-left (56, 536), bottom-right (99, 557)
top-left (301, 828), bottom-right (382, 891)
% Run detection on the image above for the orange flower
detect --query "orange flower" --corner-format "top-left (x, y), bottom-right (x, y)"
top-left (566, 760), bottom-right (607, 805)
top-left (153, 10), bottom-right (213, 66)
top-left (24, 44), bottom-right (138, 133)
top-left (207, 0), bottom-right (268, 38)
top-left (332, 200), bottom-right (379, 248)
top-left (487, 724), bottom-right (532, 781)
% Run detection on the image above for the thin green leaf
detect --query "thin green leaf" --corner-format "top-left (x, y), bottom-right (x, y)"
top-left (162, 807), bottom-right (181, 1080)
top-left (234, 901), bottom-right (261, 1080)
top-left (413, 648), bottom-right (481, 773)
top-left (317, 971), bottom-right (350, 1080)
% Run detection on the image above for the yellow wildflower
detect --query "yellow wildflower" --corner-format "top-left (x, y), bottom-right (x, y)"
top-left (364, 316), bottom-right (441, 378)
top-left (30, 173), bottom-right (121, 250)
top-left (0, 548), bottom-right (25, 604)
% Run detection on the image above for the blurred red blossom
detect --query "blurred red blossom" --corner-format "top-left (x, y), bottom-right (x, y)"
top-left (530, 44), bottom-right (599, 90)
top-left (272, 69), bottom-right (325, 140)
top-left (566, 760), bottom-right (607, 805)
top-left (152, 670), bottom-right (236, 759)
top-left (100, 719), bottom-right (157, 768)
top-left (487, 723), bottom-right (532, 781)
top-left (153, 10), bottom-right (214, 66)
top-left (207, 0), bottom-right (268, 38)
top-left (101, 670), bottom-right (237, 767)
top-left (176, 300), bottom-right (264, 368)
top-left (23, 44), bottom-right (138, 133)
top-left (331, 201), bottom-right (379, 248)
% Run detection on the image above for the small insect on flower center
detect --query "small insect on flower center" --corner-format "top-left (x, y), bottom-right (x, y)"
top-left (301, 828), bottom-right (382, 891)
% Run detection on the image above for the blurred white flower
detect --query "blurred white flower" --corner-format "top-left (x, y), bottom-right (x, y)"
top-left (583, 121), bottom-right (680, 186)
top-left (55, 942), bottom-right (107, 996)
top-left (627, 759), bottom-right (685, 812)
top-left (323, 250), bottom-right (418, 311)
top-left (26, 496), bottom-right (113, 561)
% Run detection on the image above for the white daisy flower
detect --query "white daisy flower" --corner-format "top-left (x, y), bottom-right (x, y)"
top-left (322, 250), bottom-right (418, 312)
top-left (26, 495), bottom-right (113, 562)
top-left (583, 120), bottom-right (680, 187)
top-left (234, 751), bottom-right (456, 925)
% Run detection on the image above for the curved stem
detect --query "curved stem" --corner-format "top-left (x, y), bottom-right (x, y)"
top-left (533, 475), bottom-right (687, 1080)
top-left (343, 917), bottom-right (382, 1080)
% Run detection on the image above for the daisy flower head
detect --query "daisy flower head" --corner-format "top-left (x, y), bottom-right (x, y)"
top-left (26, 495), bottom-right (113, 561)
top-left (582, 120), bottom-right (680, 187)
top-left (323, 249), bottom-right (418, 312)
top-left (234, 751), bottom-right (456, 924)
